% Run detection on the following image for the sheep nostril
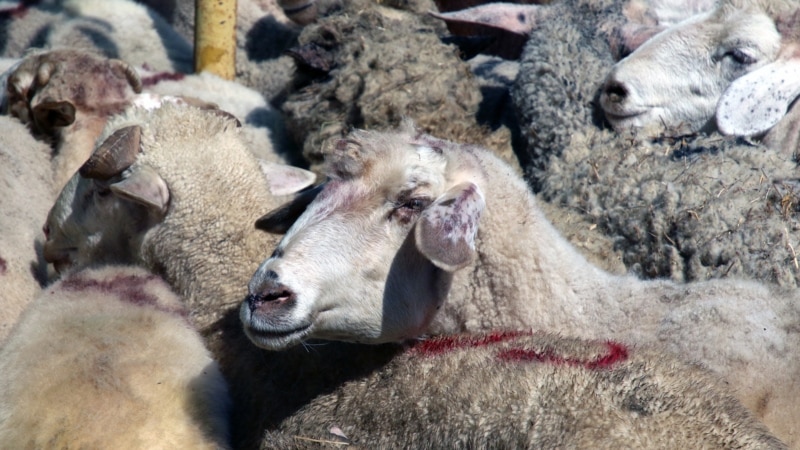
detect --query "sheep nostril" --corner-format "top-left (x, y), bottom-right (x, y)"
top-left (604, 81), bottom-right (628, 103)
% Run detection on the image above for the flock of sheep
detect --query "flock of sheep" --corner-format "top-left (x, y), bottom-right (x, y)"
top-left (1, 0), bottom-right (799, 448)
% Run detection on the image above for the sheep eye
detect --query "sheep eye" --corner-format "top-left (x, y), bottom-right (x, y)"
top-left (403, 198), bottom-right (430, 211)
top-left (724, 49), bottom-right (756, 66)
top-left (95, 186), bottom-right (112, 198)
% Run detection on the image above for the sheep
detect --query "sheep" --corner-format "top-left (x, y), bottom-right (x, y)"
top-left (0, 265), bottom-right (231, 449)
top-left (278, 0), bottom-right (519, 174)
top-left (266, 331), bottom-right (786, 449)
top-left (600, 0), bottom-right (800, 140)
top-left (247, 122), bottom-right (800, 447)
top-left (509, 0), bottom-right (800, 288)
top-left (3, 47), bottom-right (143, 190)
top-left (0, 0), bottom-right (194, 73)
top-left (0, 115), bottom-right (55, 343)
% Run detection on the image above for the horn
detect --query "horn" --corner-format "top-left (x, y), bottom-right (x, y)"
top-left (35, 61), bottom-right (55, 86)
top-left (110, 58), bottom-right (143, 93)
top-left (79, 125), bottom-right (142, 179)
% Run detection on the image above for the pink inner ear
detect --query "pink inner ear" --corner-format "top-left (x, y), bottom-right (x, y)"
top-left (415, 182), bottom-right (484, 272)
top-left (430, 4), bottom-right (540, 35)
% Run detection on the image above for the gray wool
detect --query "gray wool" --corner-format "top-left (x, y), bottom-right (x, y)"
top-left (264, 333), bottom-right (785, 450)
top-left (512, 0), bottom-right (800, 286)
top-left (279, 0), bottom-right (517, 172)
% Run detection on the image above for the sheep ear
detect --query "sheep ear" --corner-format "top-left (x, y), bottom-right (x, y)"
top-left (616, 23), bottom-right (665, 56)
top-left (716, 59), bottom-right (800, 136)
top-left (415, 182), bottom-right (484, 272)
top-left (255, 183), bottom-right (324, 234)
top-left (110, 166), bottom-right (170, 215)
top-left (32, 99), bottom-right (76, 129)
top-left (258, 160), bottom-right (317, 196)
top-left (429, 4), bottom-right (540, 35)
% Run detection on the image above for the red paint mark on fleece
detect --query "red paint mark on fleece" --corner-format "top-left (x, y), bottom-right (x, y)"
top-left (496, 341), bottom-right (629, 370)
top-left (141, 71), bottom-right (186, 88)
top-left (411, 330), bottom-right (532, 356)
top-left (60, 273), bottom-right (187, 318)
top-left (0, 257), bottom-right (7, 274)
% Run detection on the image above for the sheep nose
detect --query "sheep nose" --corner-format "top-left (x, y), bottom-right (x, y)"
top-left (42, 241), bottom-right (73, 272)
top-left (603, 79), bottom-right (629, 104)
top-left (246, 271), bottom-right (296, 314)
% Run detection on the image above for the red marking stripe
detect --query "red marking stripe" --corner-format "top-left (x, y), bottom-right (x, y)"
top-left (141, 71), bottom-right (186, 87)
top-left (411, 330), bottom-right (531, 356)
top-left (60, 273), bottom-right (188, 319)
top-left (496, 341), bottom-right (629, 370)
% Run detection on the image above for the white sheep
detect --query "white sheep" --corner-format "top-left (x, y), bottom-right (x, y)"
top-left (42, 103), bottom-right (317, 447)
top-left (267, 331), bottom-right (786, 449)
top-left (600, 0), bottom-right (799, 143)
top-left (248, 122), bottom-right (800, 447)
top-left (0, 0), bottom-right (193, 73)
top-left (0, 116), bottom-right (55, 343)
top-left (0, 265), bottom-right (231, 449)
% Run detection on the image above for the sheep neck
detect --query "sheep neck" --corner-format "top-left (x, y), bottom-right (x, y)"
top-left (428, 151), bottom-right (624, 338)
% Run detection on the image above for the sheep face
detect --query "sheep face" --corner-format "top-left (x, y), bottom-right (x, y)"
top-left (43, 168), bottom-right (166, 274)
top-left (43, 125), bottom-right (168, 274)
top-left (600, 4), bottom-right (781, 135)
top-left (244, 126), bottom-right (486, 350)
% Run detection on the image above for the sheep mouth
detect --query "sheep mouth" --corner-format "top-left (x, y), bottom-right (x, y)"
top-left (244, 322), bottom-right (312, 350)
top-left (603, 110), bottom-right (646, 123)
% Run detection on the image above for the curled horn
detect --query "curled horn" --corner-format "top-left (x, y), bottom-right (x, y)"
top-left (110, 58), bottom-right (143, 93)
top-left (79, 125), bottom-right (142, 179)
top-left (35, 61), bottom-right (55, 86)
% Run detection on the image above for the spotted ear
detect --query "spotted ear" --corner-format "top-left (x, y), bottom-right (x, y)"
top-left (429, 3), bottom-right (540, 35)
top-left (109, 166), bottom-right (170, 215)
top-left (415, 182), bottom-right (484, 272)
top-left (716, 58), bottom-right (800, 137)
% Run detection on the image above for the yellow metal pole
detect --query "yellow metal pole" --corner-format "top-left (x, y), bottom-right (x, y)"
top-left (194, 0), bottom-right (237, 80)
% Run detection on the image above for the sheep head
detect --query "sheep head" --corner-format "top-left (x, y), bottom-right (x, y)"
top-left (600, 0), bottom-right (791, 136)
top-left (43, 104), bottom-right (315, 275)
top-left (43, 122), bottom-right (165, 274)
top-left (3, 49), bottom-right (142, 141)
top-left (243, 122), bottom-right (487, 350)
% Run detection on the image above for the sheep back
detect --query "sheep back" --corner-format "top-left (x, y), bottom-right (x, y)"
top-left (0, 116), bottom-right (54, 343)
top-left (267, 332), bottom-right (785, 449)
top-left (0, 265), bottom-right (231, 449)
